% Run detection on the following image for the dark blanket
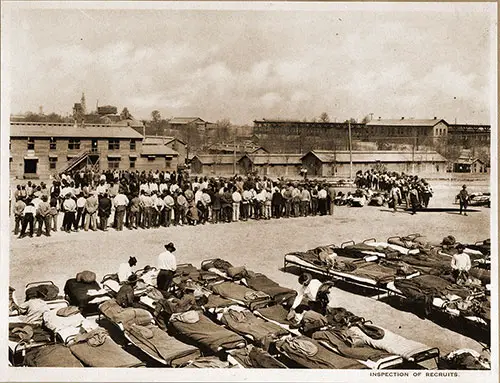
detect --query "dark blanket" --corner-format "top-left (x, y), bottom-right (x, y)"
top-left (221, 309), bottom-right (288, 346)
top-left (255, 305), bottom-right (293, 325)
top-left (211, 282), bottom-right (271, 310)
top-left (469, 267), bottom-right (490, 285)
top-left (312, 329), bottom-right (395, 363)
top-left (124, 323), bottom-right (200, 367)
top-left (203, 294), bottom-right (235, 309)
top-left (231, 345), bottom-right (288, 368)
top-left (69, 336), bottom-right (143, 367)
top-left (275, 335), bottom-right (367, 369)
top-left (169, 312), bottom-right (245, 352)
top-left (24, 344), bottom-right (83, 367)
top-left (64, 278), bottom-right (107, 315)
top-left (348, 262), bottom-right (398, 284)
top-left (9, 322), bottom-right (52, 344)
top-left (245, 273), bottom-right (297, 305)
top-left (201, 258), bottom-right (233, 272)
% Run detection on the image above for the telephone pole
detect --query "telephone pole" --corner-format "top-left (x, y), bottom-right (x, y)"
top-left (348, 120), bottom-right (353, 180)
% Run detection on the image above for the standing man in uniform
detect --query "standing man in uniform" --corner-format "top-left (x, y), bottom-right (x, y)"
top-left (458, 184), bottom-right (469, 216)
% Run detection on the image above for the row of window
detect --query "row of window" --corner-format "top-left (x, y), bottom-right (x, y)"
top-left (47, 156), bottom-right (172, 170)
top-left (26, 138), bottom-right (137, 151)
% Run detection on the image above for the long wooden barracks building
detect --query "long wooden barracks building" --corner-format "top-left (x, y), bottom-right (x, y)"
top-left (9, 121), bottom-right (182, 179)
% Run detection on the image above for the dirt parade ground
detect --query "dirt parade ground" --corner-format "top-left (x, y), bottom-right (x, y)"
top-left (9, 179), bottom-right (492, 361)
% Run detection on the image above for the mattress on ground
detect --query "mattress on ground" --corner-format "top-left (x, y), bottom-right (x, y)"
top-left (275, 335), bottom-right (367, 369)
top-left (24, 344), bottom-right (83, 367)
top-left (312, 328), bottom-right (402, 368)
top-left (64, 278), bottom-right (109, 315)
top-left (69, 335), bottom-right (143, 367)
top-left (169, 311), bottom-right (246, 352)
top-left (124, 323), bottom-right (200, 367)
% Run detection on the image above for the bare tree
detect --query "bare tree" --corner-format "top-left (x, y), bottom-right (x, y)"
top-left (319, 112), bottom-right (330, 122)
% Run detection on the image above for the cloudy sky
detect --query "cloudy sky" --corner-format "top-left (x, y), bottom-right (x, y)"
top-left (3, 3), bottom-right (496, 125)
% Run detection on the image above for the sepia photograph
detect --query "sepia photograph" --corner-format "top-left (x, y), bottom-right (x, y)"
top-left (1, 1), bottom-right (497, 382)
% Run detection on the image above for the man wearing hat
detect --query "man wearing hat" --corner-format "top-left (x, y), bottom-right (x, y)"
top-left (62, 193), bottom-right (77, 233)
top-left (118, 256), bottom-right (138, 283)
top-left (157, 242), bottom-right (177, 292)
top-left (458, 184), bottom-right (469, 216)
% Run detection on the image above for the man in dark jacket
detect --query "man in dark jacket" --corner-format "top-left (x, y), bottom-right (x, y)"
top-left (221, 187), bottom-right (233, 223)
top-left (272, 187), bottom-right (283, 219)
top-left (98, 193), bottom-right (112, 231)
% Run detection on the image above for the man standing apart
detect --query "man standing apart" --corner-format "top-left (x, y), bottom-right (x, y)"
top-left (327, 183), bottom-right (336, 216)
top-left (458, 184), bottom-right (469, 216)
top-left (157, 242), bottom-right (178, 292)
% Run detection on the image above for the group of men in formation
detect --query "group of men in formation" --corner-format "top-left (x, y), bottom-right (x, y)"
top-left (12, 169), bottom-right (340, 238)
top-left (355, 169), bottom-right (434, 214)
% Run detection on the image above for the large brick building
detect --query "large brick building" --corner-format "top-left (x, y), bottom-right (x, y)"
top-left (9, 121), bottom-right (180, 179)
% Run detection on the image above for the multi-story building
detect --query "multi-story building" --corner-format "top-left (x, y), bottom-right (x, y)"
top-left (9, 121), bottom-right (180, 179)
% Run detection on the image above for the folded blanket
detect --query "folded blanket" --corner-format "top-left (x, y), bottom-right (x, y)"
top-left (276, 335), bottom-right (366, 369)
top-left (69, 334), bottom-right (143, 367)
top-left (221, 309), bottom-right (288, 346)
top-left (230, 345), bottom-right (287, 368)
top-left (169, 312), bottom-right (245, 352)
top-left (125, 323), bottom-right (200, 366)
top-left (24, 344), bottom-right (83, 367)
top-left (99, 299), bottom-right (151, 327)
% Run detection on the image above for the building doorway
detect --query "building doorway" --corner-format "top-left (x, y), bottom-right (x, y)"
top-left (24, 159), bottom-right (38, 175)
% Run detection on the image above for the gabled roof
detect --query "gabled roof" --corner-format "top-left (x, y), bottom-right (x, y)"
top-left (168, 117), bottom-right (210, 125)
top-left (143, 136), bottom-right (186, 146)
top-left (10, 122), bottom-right (144, 139)
top-left (366, 119), bottom-right (448, 127)
top-left (302, 150), bottom-right (448, 163)
top-left (114, 118), bottom-right (144, 128)
top-left (190, 154), bottom-right (236, 165)
top-left (240, 153), bottom-right (302, 165)
top-left (140, 145), bottom-right (178, 156)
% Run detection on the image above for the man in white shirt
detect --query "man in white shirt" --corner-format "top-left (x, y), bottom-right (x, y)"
top-left (451, 244), bottom-right (471, 284)
top-left (118, 256), bottom-right (138, 283)
top-left (113, 192), bottom-right (129, 231)
top-left (157, 242), bottom-right (178, 291)
top-left (288, 273), bottom-right (334, 318)
top-left (232, 189), bottom-right (242, 221)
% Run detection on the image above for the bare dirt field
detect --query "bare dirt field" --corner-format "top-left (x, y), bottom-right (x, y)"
top-left (9, 180), bottom-right (492, 360)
